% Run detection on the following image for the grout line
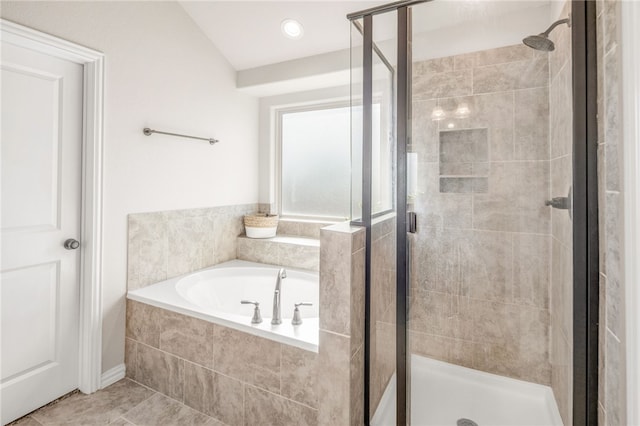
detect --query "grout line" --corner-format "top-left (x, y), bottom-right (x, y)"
top-left (243, 383), bottom-right (319, 412)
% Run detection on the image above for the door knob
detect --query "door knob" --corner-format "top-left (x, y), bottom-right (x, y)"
top-left (64, 239), bottom-right (80, 250)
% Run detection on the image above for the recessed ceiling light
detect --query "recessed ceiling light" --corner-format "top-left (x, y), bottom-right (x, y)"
top-left (281, 19), bottom-right (304, 39)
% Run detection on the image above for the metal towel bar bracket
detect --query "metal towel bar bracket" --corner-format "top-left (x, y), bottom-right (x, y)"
top-left (143, 127), bottom-right (219, 145)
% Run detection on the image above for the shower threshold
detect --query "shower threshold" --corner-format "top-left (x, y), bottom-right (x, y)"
top-left (371, 355), bottom-right (564, 426)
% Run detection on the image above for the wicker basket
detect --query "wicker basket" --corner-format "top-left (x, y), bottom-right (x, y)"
top-left (244, 213), bottom-right (278, 238)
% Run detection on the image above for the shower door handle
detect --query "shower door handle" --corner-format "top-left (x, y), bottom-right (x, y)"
top-left (407, 211), bottom-right (417, 234)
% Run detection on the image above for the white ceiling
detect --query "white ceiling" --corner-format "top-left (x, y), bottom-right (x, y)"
top-left (179, 1), bottom-right (386, 71)
top-left (180, 1), bottom-right (557, 72)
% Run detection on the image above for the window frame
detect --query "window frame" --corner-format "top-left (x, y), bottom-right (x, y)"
top-left (275, 100), bottom-right (354, 222)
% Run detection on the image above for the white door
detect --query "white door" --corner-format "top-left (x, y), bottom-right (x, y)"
top-left (1, 39), bottom-right (83, 424)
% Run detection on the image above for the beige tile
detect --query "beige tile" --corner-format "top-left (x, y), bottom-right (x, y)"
top-left (212, 325), bottom-right (281, 393)
top-left (549, 18), bottom-right (571, 82)
top-left (513, 233), bottom-right (551, 309)
top-left (167, 215), bottom-right (214, 278)
top-left (159, 310), bottom-right (214, 369)
top-left (8, 417), bottom-right (43, 426)
top-left (411, 226), bottom-right (466, 297)
top-left (473, 57), bottom-right (548, 94)
top-left (350, 345), bottom-right (364, 426)
top-left (413, 57), bottom-right (454, 75)
top-left (411, 100), bottom-right (439, 163)
top-left (473, 161), bottom-right (550, 233)
top-left (550, 154), bottom-right (573, 247)
top-left (602, 0), bottom-right (618, 55)
top-left (409, 331), bottom-right (475, 369)
top-left (244, 386), bottom-right (318, 426)
top-left (236, 237), bottom-right (279, 266)
top-left (415, 166), bottom-right (472, 229)
top-left (183, 362), bottom-right (244, 426)
top-left (212, 210), bottom-right (246, 264)
top-left (31, 380), bottom-right (153, 425)
top-left (352, 227), bottom-right (366, 253)
top-left (461, 231), bottom-right (512, 302)
top-left (472, 302), bottom-right (550, 385)
top-left (551, 237), bottom-right (573, 341)
top-left (319, 229), bottom-right (352, 335)
top-left (279, 242), bottom-right (319, 271)
top-left (122, 393), bottom-right (220, 426)
top-left (408, 289), bottom-right (464, 340)
top-left (550, 327), bottom-right (572, 425)
top-left (604, 47), bottom-right (621, 192)
top-left (136, 343), bottom-right (184, 401)
top-left (350, 249), bottom-right (365, 356)
top-left (514, 87), bottom-right (549, 160)
top-left (549, 62), bottom-right (573, 159)
top-left (371, 322), bottom-right (395, 418)
top-left (598, 273), bottom-right (607, 408)
top-left (605, 329), bottom-right (623, 426)
top-left (475, 44), bottom-right (533, 66)
top-left (453, 52), bottom-right (476, 70)
top-left (605, 192), bottom-right (623, 338)
top-left (108, 417), bottom-right (134, 425)
top-left (317, 331), bottom-right (350, 426)
top-left (281, 346), bottom-right (318, 408)
top-left (126, 300), bottom-right (161, 348)
top-left (437, 91), bottom-right (514, 161)
top-left (124, 338), bottom-right (138, 380)
top-left (127, 213), bottom-right (168, 290)
top-left (414, 69), bottom-right (473, 100)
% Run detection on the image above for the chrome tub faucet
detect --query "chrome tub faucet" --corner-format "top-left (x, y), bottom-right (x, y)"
top-left (271, 268), bottom-right (287, 325)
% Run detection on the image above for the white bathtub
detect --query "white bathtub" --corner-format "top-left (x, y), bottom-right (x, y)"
top-left (127, 260), bottom-right (319, 351)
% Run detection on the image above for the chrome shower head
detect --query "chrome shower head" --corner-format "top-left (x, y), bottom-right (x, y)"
top-left (523, 34), bottom-right (556, 52)
top-left (523, 17), bottom-right (571, 52)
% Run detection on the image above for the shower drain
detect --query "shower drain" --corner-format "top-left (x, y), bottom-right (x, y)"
top-left (457, 419), bottom-right (478, 426)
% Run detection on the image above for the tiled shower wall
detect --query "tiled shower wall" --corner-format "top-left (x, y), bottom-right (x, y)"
top-left (548, 3), bottom-right (574, 424)
top-left (596, 0), bottom-right (627, 424)
top-left (127, 204), bottom-right (259, 290)
top-left (409, 44), bottom-right (553, 385)
top-left (369, 215), bottom-right (397, 418)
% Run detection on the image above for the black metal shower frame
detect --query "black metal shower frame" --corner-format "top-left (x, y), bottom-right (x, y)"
top-left (348, 1), bottom-right (599, 424)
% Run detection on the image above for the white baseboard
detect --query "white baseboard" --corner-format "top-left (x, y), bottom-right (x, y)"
top-left (100, 363), bottom-right (126, 389)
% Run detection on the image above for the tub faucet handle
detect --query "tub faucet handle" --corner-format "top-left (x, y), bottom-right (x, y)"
top-left (291, 302), bottom-right (313, 326)
top-left (241, 300), bottom-right (263, 324)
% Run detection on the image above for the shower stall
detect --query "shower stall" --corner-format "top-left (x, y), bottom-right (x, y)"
top-left (347, 1), bottom-right (599, 425)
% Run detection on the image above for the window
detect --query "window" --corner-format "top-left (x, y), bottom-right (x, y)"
top-left (279, 105), bottom-right (352, 220)
top-left (277, 101), bottom-right (391, 221)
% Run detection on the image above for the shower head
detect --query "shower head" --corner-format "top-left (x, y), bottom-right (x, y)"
top-left (522, 17), bottom-right (571, 52)
top-left (523, 34), bottom-right (556, 52)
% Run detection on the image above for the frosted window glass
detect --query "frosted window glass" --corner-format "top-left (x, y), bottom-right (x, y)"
top-left (281, 107), bottom-right (352, 219)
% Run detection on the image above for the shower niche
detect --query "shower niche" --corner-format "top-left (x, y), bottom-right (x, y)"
top-left (438, 128), bottom-right (489, 194)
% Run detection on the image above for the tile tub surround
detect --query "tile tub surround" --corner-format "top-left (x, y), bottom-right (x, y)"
top-left (127, 204), bottom-right (258, 291)
top-left (127, 260), bottom-right (319, 351)
top-left (126, 300), bottom-right (319, 426)
top-left (237, 235), bottom-right (320, 271)
top-left (410, 43), bottom-right (553, 386)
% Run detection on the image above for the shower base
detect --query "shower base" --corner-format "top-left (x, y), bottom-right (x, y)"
top-left (371, 355), bottom-right (564, 426)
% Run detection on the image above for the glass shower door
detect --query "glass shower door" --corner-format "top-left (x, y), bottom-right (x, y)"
top-left (406, 1), bottom-right (575, 425)
top-left (350, 10), bottom-right (400, 425)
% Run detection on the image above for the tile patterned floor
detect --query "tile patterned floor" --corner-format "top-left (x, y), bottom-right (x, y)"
top-left (9, 379), bottom-right (223, 426)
